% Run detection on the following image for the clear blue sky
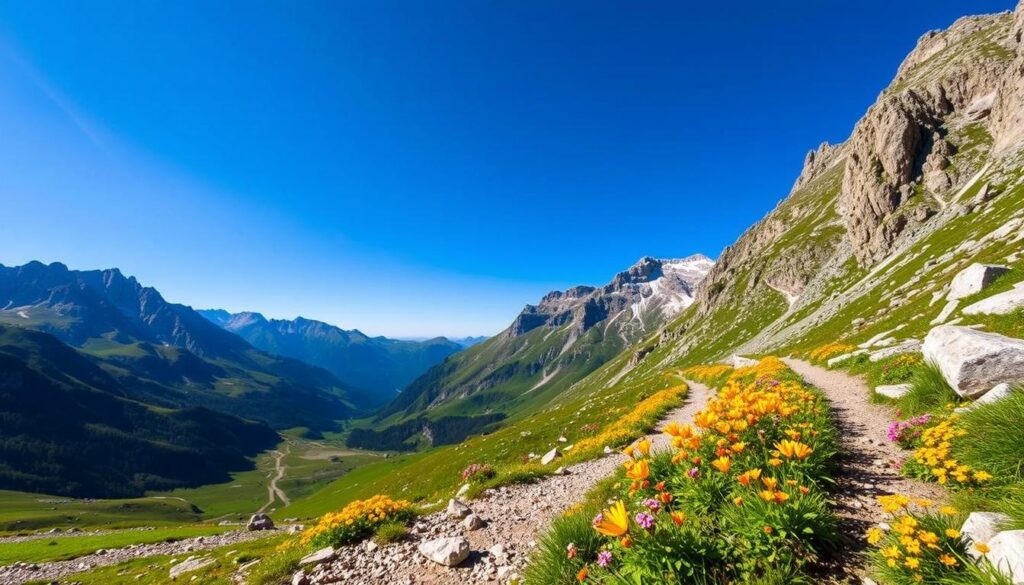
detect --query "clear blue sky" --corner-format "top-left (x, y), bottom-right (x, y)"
top-left (0, 1), bottom-right (1012, 337)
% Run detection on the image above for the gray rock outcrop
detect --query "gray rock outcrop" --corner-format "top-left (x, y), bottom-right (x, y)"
top-left (923, 326), bottom-right (1024, 397)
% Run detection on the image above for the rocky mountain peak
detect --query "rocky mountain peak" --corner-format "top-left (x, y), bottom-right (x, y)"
top-left (509, 255), bottom-right (713, 339)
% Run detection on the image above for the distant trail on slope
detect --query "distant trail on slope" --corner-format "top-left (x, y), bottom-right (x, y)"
top-left (258, 446), bottom-right (290, 514)
top-left (782, 358), bottom-right (946, 582)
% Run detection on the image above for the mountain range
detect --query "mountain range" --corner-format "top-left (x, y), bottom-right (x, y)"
top-left (351, 255), bottom-right (713, 450)
top-left (198, 310), bottom-right (464, 404)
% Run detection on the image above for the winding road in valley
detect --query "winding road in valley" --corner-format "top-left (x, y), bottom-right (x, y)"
top-left (259, 446), bottom-right (291, 514)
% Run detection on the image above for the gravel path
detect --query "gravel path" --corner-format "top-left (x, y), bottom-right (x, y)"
top-left (299, 381), bottom-right (714, 585)
top-left (783, 358), bottom-right (946, 582)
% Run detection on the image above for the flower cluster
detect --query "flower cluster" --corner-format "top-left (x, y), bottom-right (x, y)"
top-left (460, 463), bottom-right (496, 483)
top-left (806, 342), bottom-right (855, 363)
top-left (877, 354), bottom-right (922, 384)
top-left (886, 414), bottom-right (931, 448)
top-left (866, 498), bottom-right (996, 584)
top-left (904, 415), bottom-right (993, 486)
top-left (299, 495), bottom-right (414, 547)
top-left (573, 385), bottom-right (687, 455)
top-left (572, 357), bottom-right (837, 582)
top-left (682, 364), bottom-right (733, 385)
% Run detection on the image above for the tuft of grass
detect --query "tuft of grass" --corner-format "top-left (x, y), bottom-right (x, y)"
top-left (895, 362), bottom-right (961, 416)
top-left (954, 387), bottom-right (1024, 483)
top-left (244, 544), bottom-right (305, 585)
top-left (522, 506), bottom-right (604, 585)
top-left (372, 521), bottom-right (407, 544)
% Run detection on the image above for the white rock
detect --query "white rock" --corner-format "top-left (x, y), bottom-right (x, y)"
top-left (557, 435), bottom-right (567, 443)
top-left (931, 299), bottom-right (960, 325)
top-left (875, 384), bottom-right (912, 399)
top-left (447, 499), bottom-right (472, 519)
top-left (299, 546), bottom-right (336, 567)
top-left (868, 340), bottom-right (921, 362)
top-left (964, 285), bottom-right (1024, 316)
top-left (988, 530), bottom-right (1024, 583)
top-left (246, 513), bottom-right (275, 531)
top-left (827, 349), bottom-right (868, 367)
top-left (456, 483), bottom-right (471, 498)
top-left (418, 536), bottom-right (470, 567)
top-left (603, 446), bottom-right (613, 454)
top-left (962, 512), bottom-right (1011, 553)
top-left (948, 263), bottom-right (1010, 300)
top-left (169, 556), bottom-right (214, 579)
top-left (923, 326), bottom-right (1024, 398)
top-left (463, 513), bottom-right (485, 530)
top-left (291, 570), bottom-right (309, 585)
top-left (976, 383), bottom-right (1016, 406)
top-left (730, 355), bottom-right (758, 368)
top-left (540, 448), bottom-right (561, 465)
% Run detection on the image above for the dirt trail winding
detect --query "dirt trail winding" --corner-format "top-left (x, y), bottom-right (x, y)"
top-left (259, 446), bottom-right (291, 514)
top-left (783, 358), bottom-right (945, 581)
top-left (306, 381), bottom-right (715, 585)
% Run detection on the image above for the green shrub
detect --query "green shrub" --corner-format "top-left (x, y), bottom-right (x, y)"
top-left (954, 387), bottom-right (1024, 482)
top-left (373, 521), bottom-right (407, 544)
top-left (896, 362), bottom-right (961, 416)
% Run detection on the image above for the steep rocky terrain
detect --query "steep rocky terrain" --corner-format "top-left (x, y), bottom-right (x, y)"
top-left (200, 310), bottom-right (463, 405)
top-left (364, 255), bottom-right (711, 447)
top-left (583, 5), bottom-right (1024, 385)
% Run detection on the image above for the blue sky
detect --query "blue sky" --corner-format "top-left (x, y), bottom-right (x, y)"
top-left (0, 1), bottom-right (1012, 337)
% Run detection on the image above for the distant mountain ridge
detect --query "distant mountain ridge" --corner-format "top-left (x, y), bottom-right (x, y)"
top-left (199, 310), bottom-right (463, 404)
top-left (0, 261), bottom-right (369, 431)
top-left (362, 254), bottom-right (712, 449)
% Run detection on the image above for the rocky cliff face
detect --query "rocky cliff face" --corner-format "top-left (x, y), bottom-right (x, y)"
top-left (840, 9), bottom-right (1022, 265)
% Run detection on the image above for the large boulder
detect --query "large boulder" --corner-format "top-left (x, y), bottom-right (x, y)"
top-left (419, 536), bottom-right (470, 566)
top-left (247, 513), bottom-right (275, 531)
top-left (947, 264), bottom-right (1010, 300)
top-left (922, 326), bottom-right (1024, 398)
top-left (988, 530), bottom-right (1024, 584)
top-left (963, 282), bottom-right (1024, 316)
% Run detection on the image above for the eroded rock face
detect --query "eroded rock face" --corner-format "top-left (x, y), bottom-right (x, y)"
top-left (992, 3), bottom-right (1024, 154)
top-left (922, 326), bottom-right (1024, 397)
top-left (838, 9), bottom-right (1019, 266)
